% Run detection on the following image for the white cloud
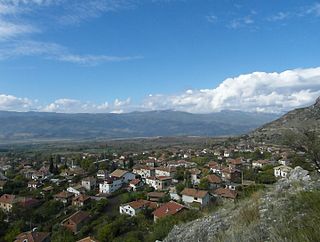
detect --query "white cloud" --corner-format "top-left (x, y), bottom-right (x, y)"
top-left (1, 67), bottom-right (320, 114)
top-left (206, 15), bottom-right (217, 23)
top-left (41, 97), bottom-right (132, 113)
top-left (0, 20), bottom-right (39, 40)
top-left (143, 67), bottom-right (320, 113)
top-left (0, 40), bottom-right (142, 64)
top-left (267, 12), bottom-right (290, 22)
top-left (0, 0), bottom-right (141, 65)
top-left (0, 94), bottom-right (33, 111)
top-left (228, 15), bottom-right (254, 29)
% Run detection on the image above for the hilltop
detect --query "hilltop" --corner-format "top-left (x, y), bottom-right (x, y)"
top-left (250, 97), bottom-right (320, 144)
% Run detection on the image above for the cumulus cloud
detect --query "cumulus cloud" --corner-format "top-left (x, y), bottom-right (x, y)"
top-left (143, 67), bottom-right (320, 113)
top-left (1, 67), bottom-right (320, 113)
top-left (42, 97), bottom-right (131, 113)
top-left (0, 94), bottom-right (33, 111)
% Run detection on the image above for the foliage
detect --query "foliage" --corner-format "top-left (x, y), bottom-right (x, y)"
top-left (175, 183), bottom-right (185, 195)
top-left (51, 227), bottom-right (75, 242)
top-left (198, 178), bottom-right (209, 190)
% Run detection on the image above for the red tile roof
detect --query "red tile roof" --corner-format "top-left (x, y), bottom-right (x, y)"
top-left (64, 211), bottom-right (90, 225)
top-left (14, 231), bottom-right (50, 242)
top-left (181, 188), bottom-right (208, 198)
top-left (206, 174), bottom-right (222, 184)
top-left (153, 201), bottom-right (185, 219)
top-left (0, 194), bottom-right (16, 204)
top-left (214, 188), bottom-right (237, 199)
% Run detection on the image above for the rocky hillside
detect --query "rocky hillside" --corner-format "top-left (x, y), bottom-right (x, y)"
top-left (164, 167), bottom-right (320, 242)
top-left (250, 97), bottom-right (320, 144)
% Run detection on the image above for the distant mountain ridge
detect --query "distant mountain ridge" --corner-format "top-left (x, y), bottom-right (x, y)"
top-left (251, 97), bottom-right (320, 143)
top-left (0, 110), bottom-right (279, 143)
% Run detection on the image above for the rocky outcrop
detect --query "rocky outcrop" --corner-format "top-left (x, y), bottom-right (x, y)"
top-left (164, 167), bottom-right (319, 242)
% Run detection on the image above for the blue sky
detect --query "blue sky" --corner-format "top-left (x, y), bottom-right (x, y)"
top-left (1, 0), bottom-right (320, 113)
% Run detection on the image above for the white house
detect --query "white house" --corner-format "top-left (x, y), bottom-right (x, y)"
top-left (189, 168), bottom-right (201, 185)
top-left (81, 177), bottom-right (96, 191)
top-left (110, 169), bottom-right (135, 183)
top-left (155, 166), bottom-right (176, 177)
top-left (145, 176), bottom-right (172, 191)
top-left (129, 179), bottom-right (144, 191)
top-left (274, 165), bottom-right (293, 178)
top-left (169, 186), bottom-right (181, 201)
top-left (133, 166), bottom-right (155, 179)
top-left (97, 170), bottom-right (108, 180)
top-left (252, 160), bottom-right (270, 169)
top-left (99, 177), bottom-right (123, 194)
top-left (119, 199), bottom-right (156, 216)
top-left (67, 185), bottom-right (84, 196)
top-left (181, 188), bottom-right (210, 207)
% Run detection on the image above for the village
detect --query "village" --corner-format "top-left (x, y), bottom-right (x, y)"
top-left (0, 139), bottom-right (312, 242)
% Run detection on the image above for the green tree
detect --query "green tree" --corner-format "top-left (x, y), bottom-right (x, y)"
top-left (198, 178), bottom-right (209, 190)
top-left (51, 227), bottom-right (75, 242)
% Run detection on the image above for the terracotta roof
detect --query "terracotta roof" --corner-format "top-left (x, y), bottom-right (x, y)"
top-left (77, 237), bottom-right (99, 242)
top-left (181, 188), bottom-right (208, 198)
top-left (54, 191), bottom-right (74, 199)
top-left (110, 169), bottom-right (128, 178)
top-left (126, 199), bottom-right (158, 210)
top-left (153, 201), bottom-right (185, 219)
top-left (73, 194), bottom-right (90, 203)
top-left (157, 176), bottom-right (172, 181)
top-left (64, 211), bottom-right (90, 225)
top-left (14, 231), bottom-right (50, 242)
top-left (206, 174), bottom-right (222, 184)
top-left (130, 179), bottom-right (141, 185)
top-left (189, 168), bottom-right (201, 175)
top-left (0, 194), bottom-right (16, 204)
top-left (214, 188), bottom-right (237, 199)
top-left (228, 159), bottom-right (242, 165)
top-left (156, 166), bottom-right (176, 172)
top-left (254, 160), bottom-right (270, 164)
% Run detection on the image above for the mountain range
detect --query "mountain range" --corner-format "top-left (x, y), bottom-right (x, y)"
top-left (0, 110), bottom-right (279, 143)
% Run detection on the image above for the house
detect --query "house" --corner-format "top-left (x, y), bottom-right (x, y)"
top-left (155, 166), bottom-right (176, 177)
top-left (99, 177), bottom-right (123, 194)
top-left (129, 179), bottom-right (144, 191)
top-left (214, 188), bottom-right (237, 200)
top-left (227, 158), bottom-right (243, 170)
top-left (221, 167), bottom-right (241, 183)
top-left (181, 188), bottom-right (210, 207)
top-left (146, 176), bottom-right (172, 190)
top-left (274, 165), bottom-right (293, 178)
top-left (169, 186), bottom-right (181, 201)
top-left (153, 201), bottom-right (185, 221)
top-left (14, 231), bottom-right (50, 242)
top-left (54, 191), bottom-right (74, 205)
top-left (62, 211), bottom-right (90, 234)
top-left (0, 194), bottom-right (17, 212)
top-left (67, 185), bottom-right (85, 196)
top-left (110, 169), bottom-right (135, 183)
top-left (82, 177), bottom-right (96, 191)
top-left (147, 192), bottom-right (166, 202)
top-left (206, 174), bottom-right (222, 190)
top-left (97, 170), bottom-right (108, 180)
top-left (189, 168), bottom-right (202, 185)
top-left (133, 166), bottom-right (155, 179)
top-left (252, 160), bottom-right (270, 169)
top-left (72, 194), bottom-right (91, 207)
top-left (119, 199), bottom-right (157, 216)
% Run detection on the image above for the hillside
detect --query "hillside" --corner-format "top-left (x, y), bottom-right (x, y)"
top-left (0, 110), bottom-right (278, 143)
top-left (250, 97), bottom-right (320, 144)
top-left (164, 167), bottom-right (320, 242)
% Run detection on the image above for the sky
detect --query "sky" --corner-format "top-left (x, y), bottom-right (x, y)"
top-left (1, 0), bottom-right (320, 114)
